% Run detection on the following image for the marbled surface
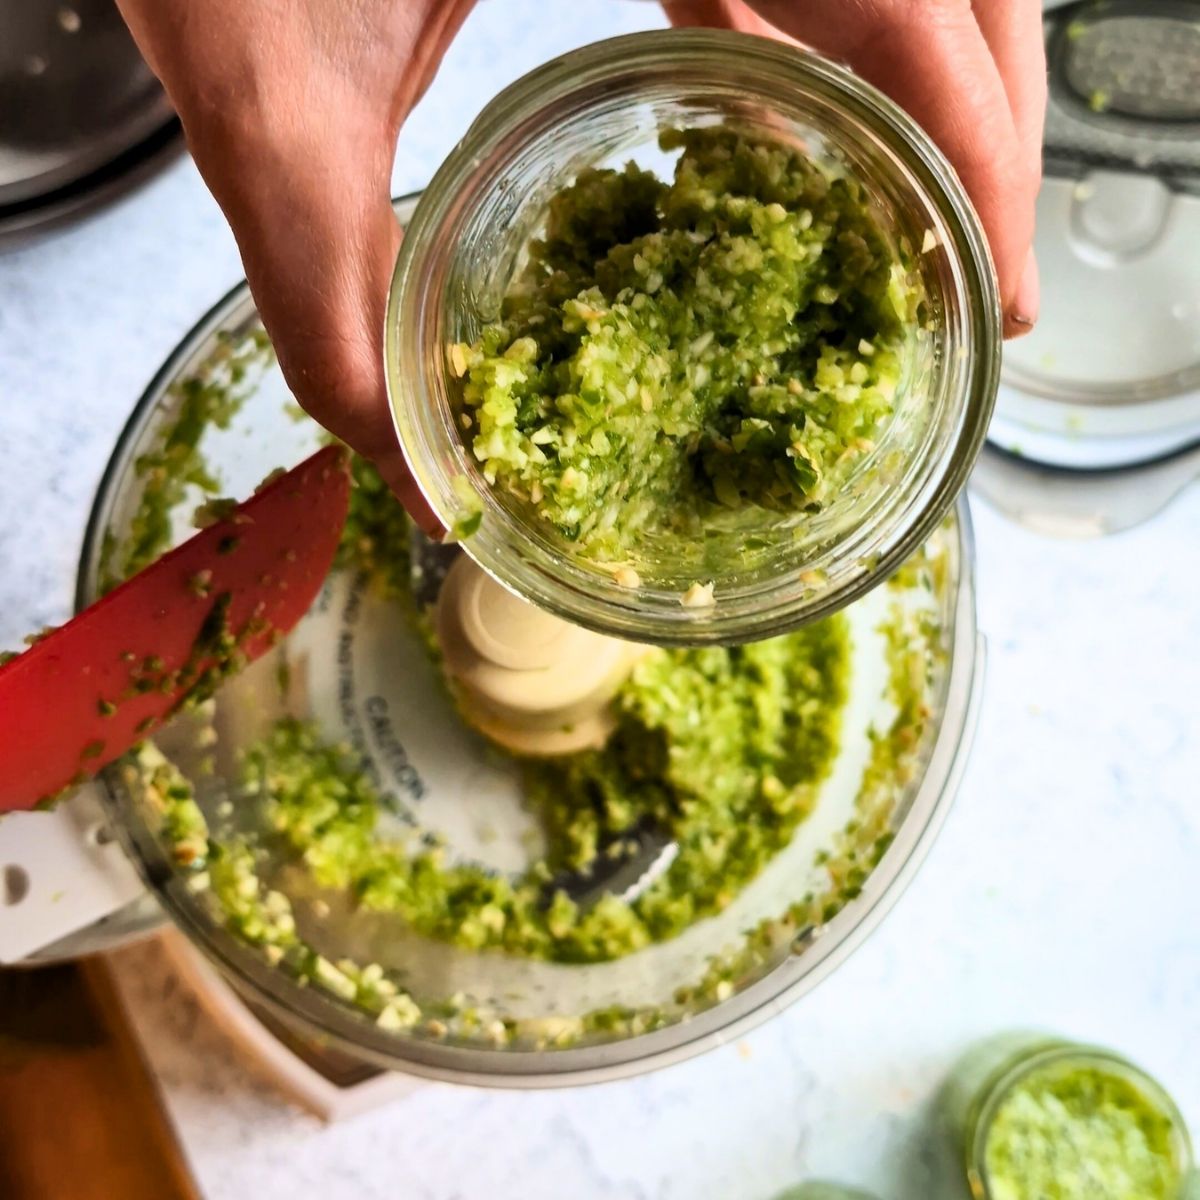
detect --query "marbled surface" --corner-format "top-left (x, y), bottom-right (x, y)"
top-left (2, 3), bottom-right (1199, 1198)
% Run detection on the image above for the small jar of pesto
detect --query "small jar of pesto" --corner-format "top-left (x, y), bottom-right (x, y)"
top-left (773, 1184), bottom-right (880, 1200)
top-left (387, 29), bottom-right (1000, 647)
top-left (940, 1033), bottom-right (1194, 1200)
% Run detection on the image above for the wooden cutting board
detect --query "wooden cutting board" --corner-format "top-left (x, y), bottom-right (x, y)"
top-left (0, 955), bottom-right (200, 1200)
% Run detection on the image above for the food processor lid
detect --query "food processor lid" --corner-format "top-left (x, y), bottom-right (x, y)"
top-left (989, 0), bottom-right (1200, 471)
top-left (0, 0), bottom-right (183, 248)
top-left (1002, 172), bottom-right (1200, 414)
top-left (1013, 0), bottom-right (1200, 414)
top-left (1042, 0), bottom-right (1200, 186)
top-left (980, 167), bottom-right (1200, 513)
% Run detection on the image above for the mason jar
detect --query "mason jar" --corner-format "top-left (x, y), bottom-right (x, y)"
top-left (939, 1032), bottom-right (1194, 1200)
top-left (773, 1184), bottom-right (880, 1200)
top-left (386, 29), bottom-right (1000, 646)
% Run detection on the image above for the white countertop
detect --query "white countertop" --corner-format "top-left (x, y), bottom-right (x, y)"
top-left (2, 3), bottom-right (1199, 1198)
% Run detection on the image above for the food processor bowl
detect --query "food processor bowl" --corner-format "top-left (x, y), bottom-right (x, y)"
top-left (78, 200), bottom-right (985, 1088)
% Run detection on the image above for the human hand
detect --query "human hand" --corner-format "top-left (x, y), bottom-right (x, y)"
top-left (116, 0), bottom-right (475, 530)
top-left (664, 0), bottom-right (1046, 337)
top-left (119, 0), bottom-right (1042, 529)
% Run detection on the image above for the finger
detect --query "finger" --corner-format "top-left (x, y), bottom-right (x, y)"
top-left (971, 0), bottom-right (1046, 331)
top-left (115, 0), bottom-right (471, 517)
top-left (395, 0), bottom-right (478, 119)
top-left (970, 0), bottom-right (1047, 169)
top-left (237, 183), bottom-right (442, 532)
top-left (1009, 245), bottom-right (1038, 338)
top-left (200, 129), bottom-right (414, 496)
top-left (662, 0), bottom-right (785, 39)
top-left (746, 0), bottom-right (1036, 328)
top-left (218, 141), bottom-right (397, 445)
top-left (374, 442), bottom-right (444, 538)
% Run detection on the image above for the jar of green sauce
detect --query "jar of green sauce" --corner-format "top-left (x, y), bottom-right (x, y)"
top-left (940, 1033), bottom-right (1194, 1200)
top-left (773, 1183), bottom-right (880, 1200)
top-left (387, 28), bottom-right (1000, 647)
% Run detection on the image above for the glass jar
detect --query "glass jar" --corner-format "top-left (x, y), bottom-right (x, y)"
top-left (940, 1032), bottom-right (1194, 1200)
top-left (773, 1184), bottom-right (880, 1200)
top-left (386, 29), bottom-right (1000, 646)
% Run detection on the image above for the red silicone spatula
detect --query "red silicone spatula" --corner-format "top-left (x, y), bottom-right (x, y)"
top-left (0, 444), bottom-right (351, 813)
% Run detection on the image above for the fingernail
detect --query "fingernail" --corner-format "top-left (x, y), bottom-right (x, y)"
top-left (1005, 248), bottom-right (1039, 338)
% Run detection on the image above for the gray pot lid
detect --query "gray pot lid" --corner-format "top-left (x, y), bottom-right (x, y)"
top-left (0, 0), bottom-right (183, 247)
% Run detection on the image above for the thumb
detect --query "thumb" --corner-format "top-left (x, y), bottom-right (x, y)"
top-left (198, 129), bottom-right (440, 532)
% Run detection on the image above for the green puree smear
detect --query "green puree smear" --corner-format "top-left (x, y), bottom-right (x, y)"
top-left (452, 126), bottom-right (917, 559)
top-left (120, 453), bottom-right (951, 1046)
top-left (100, 328), bottom-right (274, 592)
top-left (114, 329), bottom-right (950, 1046)
top-left (985, 1062), bottom-right (1185, 1200)
top-left (243, 610), bottom-right (848, 964)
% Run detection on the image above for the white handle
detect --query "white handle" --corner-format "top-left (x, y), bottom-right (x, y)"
top-left (0, 779), bottom-right (148, 964)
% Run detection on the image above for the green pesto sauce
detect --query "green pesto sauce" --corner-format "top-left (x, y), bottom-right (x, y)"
top-left (316, 462), bottom-right (845, 963)
top-left (123, 455), bottom-right (948, 1046)
top-left (130, 545), bottom-right (938, 1045)
top-left (984, 1063), bottom-right (1185, 1200)
top-left (129, 509), bottom-right (942, 1044)
top-left (333, 451), bottom-right (414, 600)
top-left (100, 328), bottom-right (274, 593)
top-left (243, 610), bottom-right (848, 965)
top-left (114, 340), bottom-right (948, 1044)
top-left (453, 126), bottom-right (919, 560)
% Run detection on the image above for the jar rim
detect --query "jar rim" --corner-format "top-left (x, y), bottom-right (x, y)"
top-left (386, 28), bottom-right (1001, 645)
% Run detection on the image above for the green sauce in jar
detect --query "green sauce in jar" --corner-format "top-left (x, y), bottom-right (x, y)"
top-left (773, 1184), bottom-right (880, 1200)
top-left (983, 1059), bottom-right (1184, 1200)
top-left (450, 125), bottom-right (920, 563)
top-left (942, 1034), bottom-right (1193, 1200)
